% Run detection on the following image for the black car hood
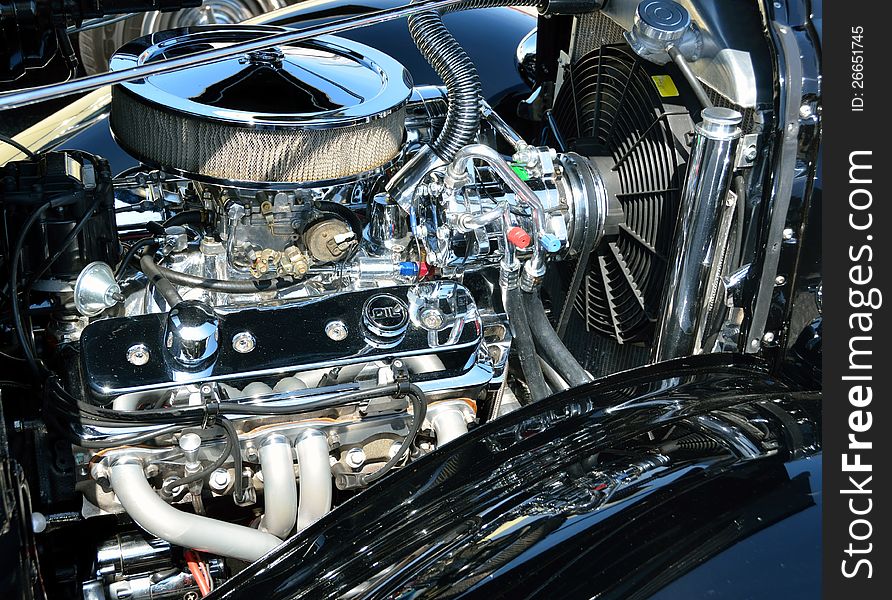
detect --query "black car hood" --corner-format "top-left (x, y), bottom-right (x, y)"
top-left (210, 354), bottom-right (821, 599)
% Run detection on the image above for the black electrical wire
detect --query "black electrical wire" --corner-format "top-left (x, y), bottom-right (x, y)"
top-left (47, 377), bottom-right (384, 428)
top-left (219, 418), bottom-right (248, 502)
top-left (357, 383), bottom-right (426, 486)
top-left (0, 134), bottom-right (37, 159)
top-left (162, 420), bottom-right (234, 494)
top-left (47, 375), bottom-right (425, 490)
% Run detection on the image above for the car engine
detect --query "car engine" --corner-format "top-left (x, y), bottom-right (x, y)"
top-left (0, 0), bottom-right (793, 597)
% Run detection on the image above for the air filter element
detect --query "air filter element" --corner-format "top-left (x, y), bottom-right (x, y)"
top-left (109, 26), bottom-right (413, 186)
top-left (552, 44), bottom-right (693, 344)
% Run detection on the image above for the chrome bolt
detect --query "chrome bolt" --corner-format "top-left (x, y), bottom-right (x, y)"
top-left (762, 331), bottom-right (776, 344)
top-left (232, 331), bottom-right (256, 354)
top-left (775, 275), bottom-right (786, 286)
top-left (345, 447), bottom-right (366, 470)
top-left (799, 103), bottom-right (813, 119)
top-left (126, 344), bottom-right (150, 366)
top-left (144, 464), bottom-right (160, 478)
top-left (324, 320), bottom-right (348, 341)
top-left (782, 228), bottom-right (794, 240)
top-left (743, 145), bottom-right (758, 162)
top-left (244, 444), bottom-right (259, 462)
top-left (209, 468), bottom-right (231, 492)
top-left (420, 308), bottom-right (445, 330)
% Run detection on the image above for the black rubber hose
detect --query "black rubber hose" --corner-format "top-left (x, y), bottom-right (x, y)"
top-left (139, 255), bottom-right (183, 307)
top-left (523, 290), bottom-right (593, 387)
top-left (116, 213), bottom-right (204, 281)
top-left (505, 286), bottom-right (550, 401)
top-left (162, 210), bottom-right (205, 228)
top-left (408, 0), bottom-right (540, 161)
top-left (149, 262), bottom-right (301, 294)
top-left (219, 418), bottom-right (248, 502)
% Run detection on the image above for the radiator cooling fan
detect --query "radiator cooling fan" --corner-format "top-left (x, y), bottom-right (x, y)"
top-left (552, 44), bottom-right (695, 344)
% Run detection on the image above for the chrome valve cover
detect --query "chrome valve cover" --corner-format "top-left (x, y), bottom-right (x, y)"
top-left (79, 283), bottom-right (487, 402)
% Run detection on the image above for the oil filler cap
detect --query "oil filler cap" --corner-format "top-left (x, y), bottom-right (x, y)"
top-left (362, 293), bottom-right (410, 340)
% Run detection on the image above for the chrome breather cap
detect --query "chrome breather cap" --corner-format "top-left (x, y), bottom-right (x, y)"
top-left (164, 300), bottom-right (221, 370)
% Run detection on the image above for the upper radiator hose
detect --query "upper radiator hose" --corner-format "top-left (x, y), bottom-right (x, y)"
top-left (408, 0), bottom-right (541, 161)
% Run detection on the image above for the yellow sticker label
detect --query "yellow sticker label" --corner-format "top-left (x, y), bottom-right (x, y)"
top-left (651, 74), bottom-right (679, 97)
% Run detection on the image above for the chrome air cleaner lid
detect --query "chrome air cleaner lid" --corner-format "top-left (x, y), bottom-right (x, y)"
top-left (109, 26), bottom-right (413, 186)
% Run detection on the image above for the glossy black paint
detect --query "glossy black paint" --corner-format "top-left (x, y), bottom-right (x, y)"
top-left (211, 354), bottom-right (821, 599)
top-left (742, 0), bottom-right (822, 384)
top-left (60, 0), bottom-right (536, 173)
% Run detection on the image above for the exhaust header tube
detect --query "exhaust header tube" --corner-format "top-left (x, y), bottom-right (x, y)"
top-left (110, 459), bottom-right (282, 563)
top-left (259, 435), bottom-right (298, 539)
top-left (295, 430), bottom-right (333, 532)
top-left (653, 107), bottom-right (742, 361)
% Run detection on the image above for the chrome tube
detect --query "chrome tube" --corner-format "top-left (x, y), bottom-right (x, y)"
top-left (667, 46), bottom-right (713, 109)
top-left (259, 435), bottom-right (298, 539)
top-left (445, 144), bottom-right (550, 278)
top-left (457, 204), bottom-right (506, 230)
top-left (0, 0), bottom-right (467, 111)
top-left (481, 101), bottom-right (526, 151)
top-left (294, 430), bottom-right (332, 532)
top-left (109, 459), bottom-right (282, 562)
top-left (653, 107), bottom-right (742, 361)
